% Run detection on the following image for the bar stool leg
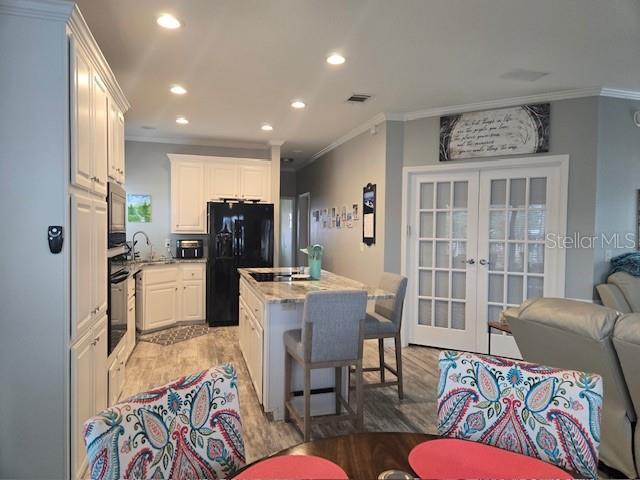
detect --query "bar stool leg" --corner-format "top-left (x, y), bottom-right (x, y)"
top-left (378, 338), bottom-right (385, 382)
top-left (303, 365), bottom-right (311, 441)
top-left (355, 360), bottom-right (364, 430)
top-left (335, 367), bottom-right (342, 414)
top-left (283, 350), bottom-right (292, 421)
top-left (394, 333), bottom-right (404, 400)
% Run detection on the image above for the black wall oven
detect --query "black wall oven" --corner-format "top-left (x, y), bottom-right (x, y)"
top-left (108, 181), bottom-right (126, 249)
top-left (108, 259), bottom-right (129, 355)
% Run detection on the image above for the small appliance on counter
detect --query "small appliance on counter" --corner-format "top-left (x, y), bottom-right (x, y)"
top-left (176, 239), bottom-right (204, 259)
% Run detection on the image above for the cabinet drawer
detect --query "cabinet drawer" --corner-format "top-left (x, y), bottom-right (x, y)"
top-left (181, 264), bottom-right (204, 280)
top-left (141, 265), bottom-right (178, 286)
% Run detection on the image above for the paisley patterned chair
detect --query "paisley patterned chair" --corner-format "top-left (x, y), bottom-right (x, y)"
top-left (437, 351), bottom-right (602, 479)
top-left (83, 363), bottom-right (245, 480)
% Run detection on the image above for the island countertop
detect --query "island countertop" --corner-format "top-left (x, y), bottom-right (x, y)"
top-left (238, 267), bottom-right (394, 304)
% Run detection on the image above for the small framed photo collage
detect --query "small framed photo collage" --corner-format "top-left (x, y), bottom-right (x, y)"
top-left (313, 201), bottom-right (359, 230)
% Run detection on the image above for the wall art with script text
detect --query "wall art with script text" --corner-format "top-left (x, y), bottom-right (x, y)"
top-left (439, 103), bottom-right (550, 161)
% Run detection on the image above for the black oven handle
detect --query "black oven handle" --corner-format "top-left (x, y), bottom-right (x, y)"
top-left (111, 271), bottom-right (129, 284)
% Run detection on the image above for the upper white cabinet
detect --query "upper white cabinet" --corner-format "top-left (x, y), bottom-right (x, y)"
top-left (208, 162), bottom-right (239, 200)
top-left (171, 160), bottom-right (206, 233)
top-left (70, 36), bottom-right (110, 196)
top-left (108, 97), bottom-right (125, 185)
top-left (70, 38), bottom-right (93, 192)
top-left (239, 164), bottom-right (270, 201)
top-left (170, 154), bottom-right (272, 234)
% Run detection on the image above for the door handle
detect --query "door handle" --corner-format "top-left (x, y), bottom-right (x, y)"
top-left (479, 259), bottom-right (489, 266)
top-left (465, 259), bottom-right (475, 265)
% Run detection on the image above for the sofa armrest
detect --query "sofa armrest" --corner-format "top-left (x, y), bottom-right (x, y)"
top-left (597, 283), bottom-right (631, 313)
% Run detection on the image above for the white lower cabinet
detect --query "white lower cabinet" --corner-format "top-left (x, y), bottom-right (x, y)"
top-left (136, 263), bottom-right (206, 333)
top-left (108, 342), bottom-right (127, 406)
top-left (71, 314), bottom-right (107, 478)
top-left (239, 280), bottom-right (264, 403)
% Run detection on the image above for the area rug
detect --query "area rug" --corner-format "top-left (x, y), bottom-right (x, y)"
top-left (139, 324), bottom-right (210, 346)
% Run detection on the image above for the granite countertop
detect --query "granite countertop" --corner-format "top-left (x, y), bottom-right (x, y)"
top-left (238, 267), bottom-right (394, 304)
top-left (112, 257), bottom-right (207, 276)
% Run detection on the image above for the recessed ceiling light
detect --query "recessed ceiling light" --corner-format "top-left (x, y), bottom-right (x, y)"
top-left (157, 13), bottom-right (181, 29)
top-left (326, 53), bottom-right (345, 65)
top-left (261, 123), bottom-right (273, 131)
top-left (170, 84), bottom-right (187, 95)
top-left (176, 116), bottom-right (189, 125)
top-left (291, 100), bottom-right (306, 109)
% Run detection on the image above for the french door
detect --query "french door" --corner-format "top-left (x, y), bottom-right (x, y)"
top-left (407, 158), bottom-right (567, 356)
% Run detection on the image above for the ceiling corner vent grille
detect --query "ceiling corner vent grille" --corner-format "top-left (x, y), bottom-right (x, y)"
top-left (347, 93), bottom-right (372, 103)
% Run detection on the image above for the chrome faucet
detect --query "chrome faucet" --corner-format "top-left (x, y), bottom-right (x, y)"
top-left (132, 231), bottom-right (151, 261)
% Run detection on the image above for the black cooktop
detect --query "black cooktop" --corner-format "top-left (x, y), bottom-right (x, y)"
top-left (249, 272), bottom-right (311, 282)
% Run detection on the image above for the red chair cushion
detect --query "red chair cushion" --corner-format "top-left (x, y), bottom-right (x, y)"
top-left (409, 439), bottom-right (572, 479)
top-left (235, 454), bottom-right (348, 479)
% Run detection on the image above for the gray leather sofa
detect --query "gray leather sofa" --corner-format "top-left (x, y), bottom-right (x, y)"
top-left (597, 272), bottom-right (640, 313)
top-left (505, 298), bottom-right (638, 478)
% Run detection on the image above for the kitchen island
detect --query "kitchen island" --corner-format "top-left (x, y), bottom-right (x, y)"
top-left (238, 267), bottom-right (394, 420)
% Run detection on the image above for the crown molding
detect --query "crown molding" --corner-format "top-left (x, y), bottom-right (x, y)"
top-left (402, 87), bottom-right (603, 121)
top-left (600, 88), bottom-right (640, 101)
top-left (125, 134), bottom-right (270, 151)
top-left (0, 0), bottom-right (73, 21)
top-left (67, 5), bottom-right (130, 112)
top-left (302, 86), bottom-right (640, 169)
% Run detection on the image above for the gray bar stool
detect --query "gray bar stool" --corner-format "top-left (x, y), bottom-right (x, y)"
top-left (283, 290), bottom-right (367, 441)
top-left (351, 273), bottom-right (408, 399)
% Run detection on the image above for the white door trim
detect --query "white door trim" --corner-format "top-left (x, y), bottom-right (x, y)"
top-left (401, 154), bottom-right (569, 348)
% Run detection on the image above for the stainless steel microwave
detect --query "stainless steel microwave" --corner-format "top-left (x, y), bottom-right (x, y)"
top-left (108, 182), bottom-right (126, 248)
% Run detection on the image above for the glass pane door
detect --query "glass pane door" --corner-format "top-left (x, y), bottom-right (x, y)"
top-left (411, 172), bottom-right (478, 352)
top-left (477, 167), bottom-right (562, 358)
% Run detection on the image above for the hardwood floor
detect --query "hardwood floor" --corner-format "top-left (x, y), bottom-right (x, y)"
top-left (122, 327), bottom-right (441, 463)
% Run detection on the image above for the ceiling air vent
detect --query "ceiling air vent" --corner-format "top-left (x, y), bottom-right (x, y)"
top-left (347, 93), bottom-right (372, 103)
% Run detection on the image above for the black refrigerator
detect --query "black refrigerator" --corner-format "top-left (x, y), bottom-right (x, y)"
top-left (207, 202), bottom-right (274, 326)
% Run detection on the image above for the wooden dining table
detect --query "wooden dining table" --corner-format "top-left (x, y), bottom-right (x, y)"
top-left (236, 432), bottom-right (579, 479)
top-left (238, 432), bottom-right (433, 478)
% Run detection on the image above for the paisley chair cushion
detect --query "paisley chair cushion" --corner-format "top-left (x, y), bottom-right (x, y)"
top-left (437, 351), bottom-right (602, 479)
top-left (83, 363), bottom-right (245, 480)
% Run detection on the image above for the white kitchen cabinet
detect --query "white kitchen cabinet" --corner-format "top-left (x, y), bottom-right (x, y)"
top-left (171, 160), bottom-right (206, 233)
top-left (70, 37), bottom-right (93, 192)
top-left (108, 97), bottom-right (125, 185)
top-left (136, 263), bottom-right (207, 332)
top-left (180, 264), bottom-right (205, 322)
top-left (170, 155), bottom-right (272, 234)
top-left (71, 193), bottom-right (107, 341)
top-left (136, 265), bottom-right (179, 332)
top-left (108, 341), bottom-right (127, 406)
top-left (146, 283), bottom-right (178, 330)
top-left (71, 314), bottom-right (107, 477)
top-left (125, 282), bottom-right (136, 359)
top-left (207, 162), bottom-right (239, 200)
top-left (239, 164), bottom-right (270, 201)
top-left (94, 199), bottom-right (108, 318)
top-left (92, 73), bottom-right (109, 196)
top-left (238, 280), bottom-right (264, 403)
top-left (70, 36), bottom-right (110, 196)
